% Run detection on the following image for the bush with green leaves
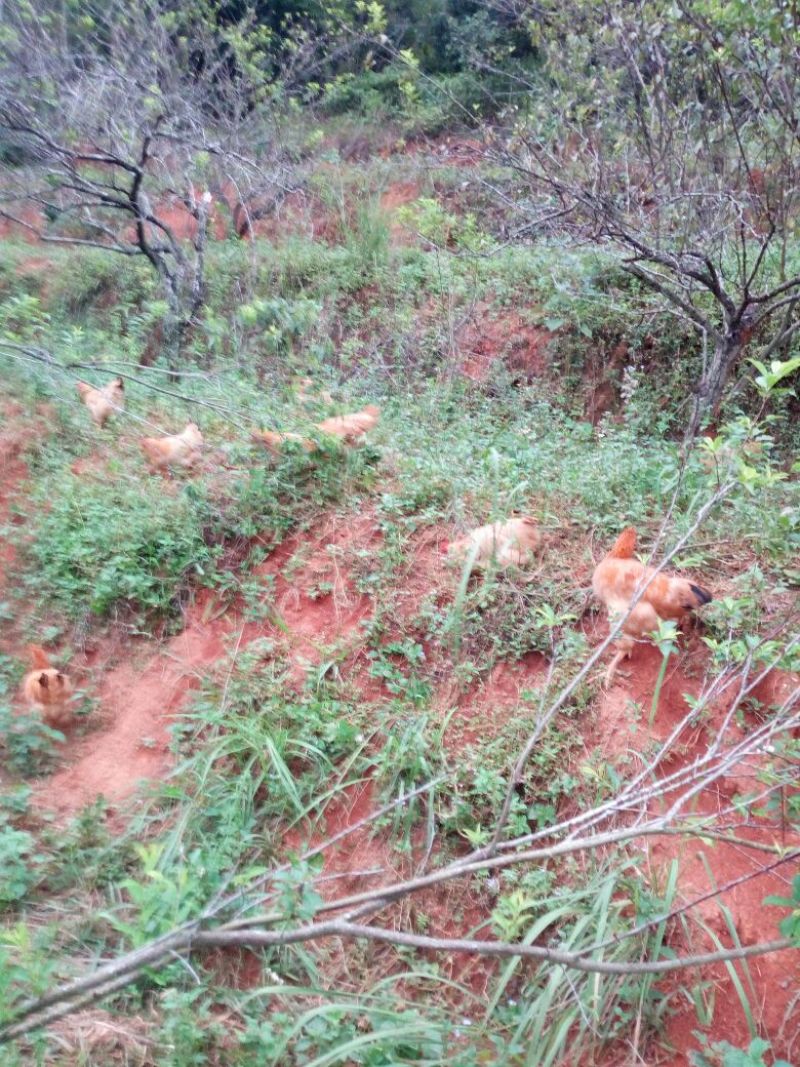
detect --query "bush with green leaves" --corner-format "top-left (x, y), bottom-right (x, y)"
top-left (691, 1036), bottom-right (792, 1067)
top-left (0, 828), bottom-right (44, 907)
top-left (23, 472), bottom-right (214, 626)
top-left (0, 703), bottom-right (64, 776)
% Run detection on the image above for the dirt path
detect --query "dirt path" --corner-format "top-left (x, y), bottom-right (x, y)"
top-left (32, 605), bottom-right (231, 817)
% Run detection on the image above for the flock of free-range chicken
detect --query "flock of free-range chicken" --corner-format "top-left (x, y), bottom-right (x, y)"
top-left (18, 375), bottom-right (713, 729)
top-left (76, 377), bottom-right (381, 471)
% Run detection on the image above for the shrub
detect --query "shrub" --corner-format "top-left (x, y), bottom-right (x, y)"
top-left (24, 473), bottom-right (213, 625)
top-left (0, 828), bottom-right (43, 906)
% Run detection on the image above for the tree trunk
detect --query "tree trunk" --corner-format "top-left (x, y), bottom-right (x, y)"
top-left (161, 310), bottom-right (189, 382)
top-left (161, 265), bottom-right (202, 381)
top-left (687, 332), bottom-right (746, 441)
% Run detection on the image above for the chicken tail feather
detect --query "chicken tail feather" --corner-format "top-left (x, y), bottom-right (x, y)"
top-left (689, 583), bottom-right (713, 606)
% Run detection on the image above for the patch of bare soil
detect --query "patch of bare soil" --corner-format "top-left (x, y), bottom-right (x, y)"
top-left (0, 401), bottom-right (29, 589)
top-left (298, 779), bottom-right (400, 897)
top-left (585, 616), bottom-right (800, 1064)
top-left (27, 511), bottom-right (381, 821)
top-left (379, 180), bottom-right (421, 246)
top-left (456, 301), bottom-right (554, 382)
top-left (0, 201), bottom-right (44, 242)
top-left (440, 652), bottom-right (549, 753)
top-left (16, 256), bottom-right (56, 275)
top-left (31, 598), bottom-right (232, 818)
top-left (387, 134), bottom-right (488, 168)
top-left (254, 510), bottom-right (381, 687)
top-left (242, 188), bottom-right (341, 244)
top-left (284, 776), bottom-right (499, 997)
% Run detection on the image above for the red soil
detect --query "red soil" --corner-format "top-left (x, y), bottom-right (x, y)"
top-left (586, 616), bottom-right (800, 1064)
top-left (457, 302), bottom-right (553, 382)
top-left (31, 598), bottom-right (231, 818)
top-left (243, 188), bottom-right (341, 244)
top-left (20, 511), bottom-right (379, 821)
top-left (121, 194), bottom-right (229, 246)
top-left (293, 778), bottom-right (400, 898)
top-left (254, 511), bottom-right (380, 686)
top-left (285, 776), bottom-right (498, 997)
top-left (380, 180), bottom-right (422, 245)
top-left (386, 134), bottom-right (488, 168)
top-left (442, 651), bottom-right (549, 752)
top-left (0, 201), bottom-right (45, 242)
top-left (16, 256), bottom-right (55, 275)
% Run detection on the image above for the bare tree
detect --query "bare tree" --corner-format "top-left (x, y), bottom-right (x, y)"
top-left (0, 0), bottom-right (298, 369)
top-left (493, 0), bottom-right (800, 436)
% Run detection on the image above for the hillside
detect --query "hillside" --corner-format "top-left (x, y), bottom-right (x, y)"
top-left (1, 2), bottom-right (800, 1064)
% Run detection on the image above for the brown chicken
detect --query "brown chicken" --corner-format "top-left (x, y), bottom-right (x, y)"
top-left (76, 378), bottom-right (125, 427)
top-left (250, 429), bottom-right (317, 454)
top-left (140, 423), bottom-right (203, 472)
top-left (592, 527), bottom-right (712, 685)
top-left (21, 645), bottom-right (74, 729)
top-left (316, 404), bottom-right (380, 443)
top-left (448, 516), bottom-right (541, 572)
top-left (252, 404), bottom-right (380, 455)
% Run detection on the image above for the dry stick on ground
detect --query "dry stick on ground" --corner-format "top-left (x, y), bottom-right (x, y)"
top-left (193, 923), bottom-right (794, 975)
top-left (1, 774), bottom-right (447, 1040)
top-left (3, 834), bottom-right (795, 1044)
top-left (591, 850), bottom-right (800, 960)
top-left (4, 802), bottom-right (797, 1037)
top-left (493, 669), bottom-right (798, 859)
top-left (7, 776), bottom-right (799, 1041)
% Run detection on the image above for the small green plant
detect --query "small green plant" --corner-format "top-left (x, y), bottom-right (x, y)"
top-left (153, 986), bottom-right (228, 1067)
top-left (764, 872), bottom-right (800, 945)
top-left (24, 473), bottom-right (214, 625)
top-left (649, 618), bottom-right (679, 727)
top-left (0, 828), bottom-right (45, 906)
top-left (690, 1035), bottom-right (792, 1067)
top-left (104, 842), bottom-right (215, 952)
top-left (367, 639), bottom-right (430, 705)
top-left (491, 888), bottom-right (540, 941)
top-left (0, 703), bottom-right (64, 775)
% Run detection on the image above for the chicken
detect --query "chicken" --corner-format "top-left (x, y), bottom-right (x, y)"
top-left (448, 516), bottom-right (541, 572)
top-left (76, 378), bottom-right (125, 427)
top-left (21, 645), bottom-right (74, 729)
top-left (252, 404), bottom-right (380, 455)
top-left (250, 429), bottom-right (316, 454)
top-left (592, 527), bottom-right (712, 685)
top-left (140, 422), bottom-right (203, 472)
top-left (316, 404), bottom-right (380, 443)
